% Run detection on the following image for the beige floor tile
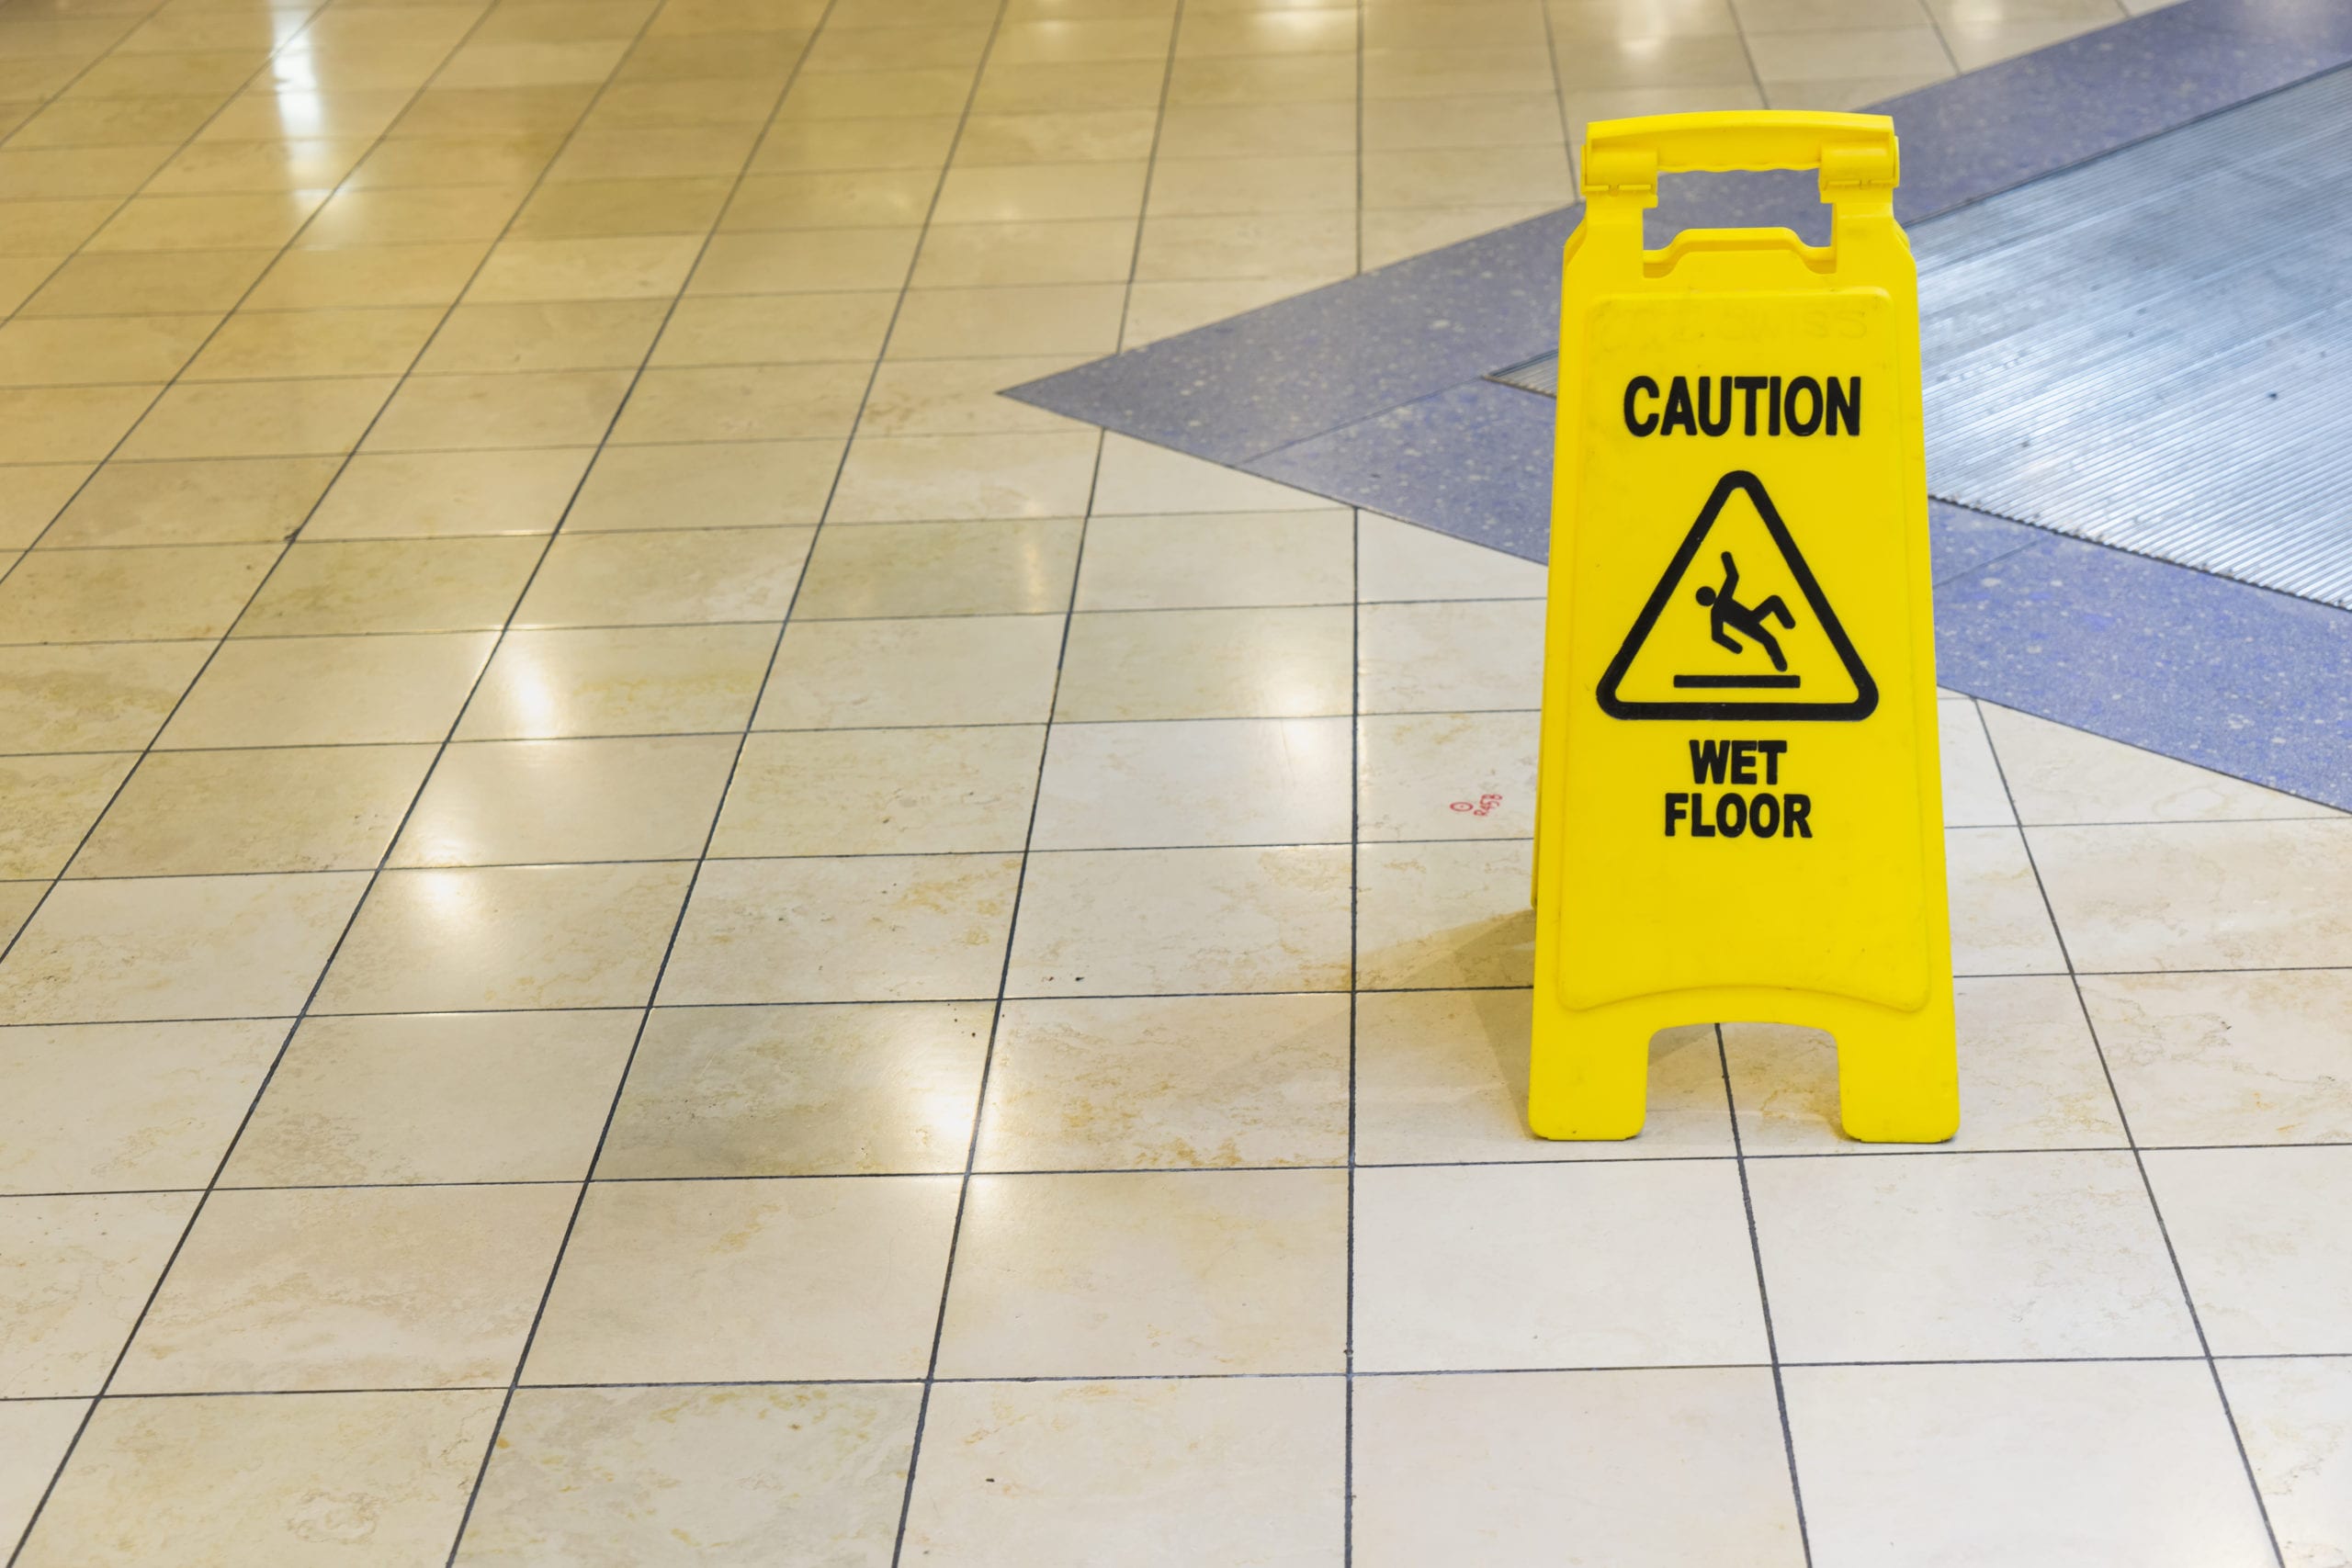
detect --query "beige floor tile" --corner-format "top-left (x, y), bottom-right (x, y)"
top-left (1356, 838), bottom-right (1533, 989)
top-left (307, 448), bottom-right (595, 540)
top-left (0, 642), bottom-right (211, 753)
top-left (991, 14), bottom-right (1175, 62)
top-left (0, 1019), bottom-right (280, 1194)
top-left (1357, 709), bottom-right (1537, 842)
top-left (437, 38), bottom-right (632, 88)
top-left (1941, 12), bottom-right (2111, 68)
top-left (1056, 606), bottom-right (1353, 721)
top-left (1148, 153), bottom-right (1356, 219)
top-left (1947, 824), bottom-right (2068, 976)
top-left (2221, 1357), bottom-right (2352, 1568)
top-left (1034, 716), bottom-right (1351, 850)
top-left (912, 218), bottom-right (1138, 287)
top-left (83, 189), bottom-right (326, 254)
top-left (43, 457), bottom-right (338, 548)
top-left (1938, 694), bottom-right (2015, 827)
top-left (1091, 434), bottom-right (1332, 515)
top-left (757, 113), bottom-right (964, 172)
top-left (721, 168), bottom-right (934, 231)
top-left (659, 853), bottom-right (1023, 1004)
top-left (10, 96), bottom-right (219, 152)
top-left (0, 199), bottom-right (112, 261)
top-left (1981, 704), bottom-right (2335, 823)
top-left (1725, 973), bottom-right (2126, 1153)
top-left (932, 161), bottom-right (1148, 224)
top-left (831, 432), bottom-right (1102, 522)
top-left (0, 543), bottom-right (276, 645)
top-left (394, 85), bottom-right (600, 141)
top-left (1785, 1359), bottom-right (2275, 1568)
top-left (1355, 990), bottom-right (1737, 1163)
top-left (1180, 6), bottom-right (1354, 54)
top-left (978, 992), bottom-right (1351, 1170)
top-left (0, 464), bottom-right (88, 549)
top-left (939, 1168), bottom-right (1347, 1376)
top-left (968, 57), bottom-right (1167, 116)
top-left (418, 300), bottom-right (665, 377)
top-left (225, 1010), bottom-right (639, 1186)
top-left (712, 726), bottom-right (1044, 857)
top-left (516, 525), bottom-right (814, 626)
top-left (209, 86), bottom-right (420, 147)
top-left (122, 377), bottom-right (396, 461)
top-left (1363, 143), bottom-right (1573, 210)
top-left (467, 234), bottom-right (706, 303)
top-left (16, 1390), bottom-right (502, 1568)
top-left (0, 752), bottom-right (134, 879)
top-left (2031, 819), bottom-right (2352, 972)
top-left (117, 1183), bottom-right (574, 1393)
top-left (458, 1383), bottom-right (922, 1566)
top-left (0, 1192), bottom-right (195, 1396)
top-left (888, 283), bottom-right (1127, 359)
top-left (1355, 1367), bottom-right (1804, 1567)
top-left (1132, 210), bottom-right (1354, 282)
top-left (1357, 598), bottom-right (1545, 714)
top-left (2144, 1146), bottom-right (2352, 1356)
top-left (0, 316), bottom-right (215, 389)
top-left (70, 745), bottom-right (435, 878)
top-left (0, 145), bottom-right (179, 203)
top-left (1356, 1159), bottom-right (1764, 1371)
top-left (0, 872), bottom-right (368, 1025)
top-left (300, 183), bottom-right (531, 247)
top-left (756, 613), bottom-right (1064, 729)
top-left (797, 518), bottom-right (1080, 617)
top-left (0, 1399), bottom-right (85, 1553)
top-left (159, 632), bottom-right (497, 748)
top-left (567, 439), bottom-right (842, 530)
top-left (609, 362), bottom-right (870, 443)
top-left (1737, 0), bottom-right (1936, 25)
top-left (1075, 510), bottom-right (1351, 610)
top-left (396, 734), bottom-right (738, 867)
top-left (600, 999), bottom-right (991, 1177)
top-left (247, 242), bottom-right (491, 310)
top-left (1165, 53), bottom-right (1354, 107)
top-left (459, 623), bottom-right (780, 739)
top-left (649, 291), bottom-right (897, 367)
top-left (687, 226), bottom-right (920, 294)
top-left (315, 863), bottom-right (695, 1014)
top-left (179, 307), bottom-right (426, 382)
top-left (365, 369), bottom-right (632, 453)
top-left (237, 536), bottom-right (544, 636)
top-left (2086, 968), bottom-right (2352, 1146)
top-left (526, 1175), bottom-right (960, 1383)
top-left (0, 384), bottom-right (161, 464)
top-left (904, 1378), bottom-right (1342, 1566)
top-left (958, 106), bottom-right (1162, 164)
top-left (511, 175), bottom-right (733, 240)
top-left (784, 64), bottom-right (978, 118)
top-left (1752, 1150), bottom-right (2197, 1360)
top-left (1008, 844), bottom-right (1352, 997)
top-left (596, 78), bottom-right (799, 132)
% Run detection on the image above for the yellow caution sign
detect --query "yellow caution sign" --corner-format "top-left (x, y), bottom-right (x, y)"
top-left (1530, 111), bottom-right (1959, 1144)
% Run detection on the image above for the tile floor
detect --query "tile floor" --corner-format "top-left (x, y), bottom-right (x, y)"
top-left (3, 0), bottom-right (2346, 1562)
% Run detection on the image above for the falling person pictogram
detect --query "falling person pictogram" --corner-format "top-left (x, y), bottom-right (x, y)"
top-left (1692, 549), bottom-right (1795, 672)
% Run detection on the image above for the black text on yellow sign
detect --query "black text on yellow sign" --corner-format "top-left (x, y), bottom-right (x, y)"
top-left (1528, 111), bottom-right (1959, 1145)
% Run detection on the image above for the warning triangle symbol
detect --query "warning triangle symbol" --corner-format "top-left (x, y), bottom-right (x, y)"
top-left (1596, 470), bottom-right (1877, 722)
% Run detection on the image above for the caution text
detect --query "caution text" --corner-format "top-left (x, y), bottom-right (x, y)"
top-left (1623, 376), bottom-right (1861, 438)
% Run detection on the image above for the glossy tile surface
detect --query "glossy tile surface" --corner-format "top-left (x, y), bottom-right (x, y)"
top-left (0, 0), bottom-right (2319, 1562)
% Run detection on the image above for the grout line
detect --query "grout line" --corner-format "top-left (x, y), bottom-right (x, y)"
top-left (1969, 694), bottom-right (2290, 1567)
top-left (884, 0), bottom-right (1197, 1553)
top-left (1715, 1021), bottom-right (1815, 1564)
top-left (17, 1347), bottom-right (2352, 1413)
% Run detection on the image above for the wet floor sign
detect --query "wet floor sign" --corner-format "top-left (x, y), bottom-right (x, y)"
top-left (1529, 111), bottom-right (1959, 1144)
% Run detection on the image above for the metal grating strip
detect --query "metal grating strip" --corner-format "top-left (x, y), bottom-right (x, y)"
top-left (1485, 68), bottom-right (2352, 608)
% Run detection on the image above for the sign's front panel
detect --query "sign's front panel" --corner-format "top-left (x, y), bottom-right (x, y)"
top-left (1553, 284), bottom-right (1938, 1015)
top-left (1527, 107), bottom-right (1957, 1145)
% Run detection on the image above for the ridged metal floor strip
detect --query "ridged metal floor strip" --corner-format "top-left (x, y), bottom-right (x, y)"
top-left (1485, 67), bottom-right (2352, 608)
top-left (1917, 65), bottom-right (2352, 607)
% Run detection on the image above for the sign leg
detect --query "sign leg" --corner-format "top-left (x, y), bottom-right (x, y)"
top-left (1528, 991), bottom-right (1651, 1140)
top-left (1826, 994), bottom-right (1961, 1143)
